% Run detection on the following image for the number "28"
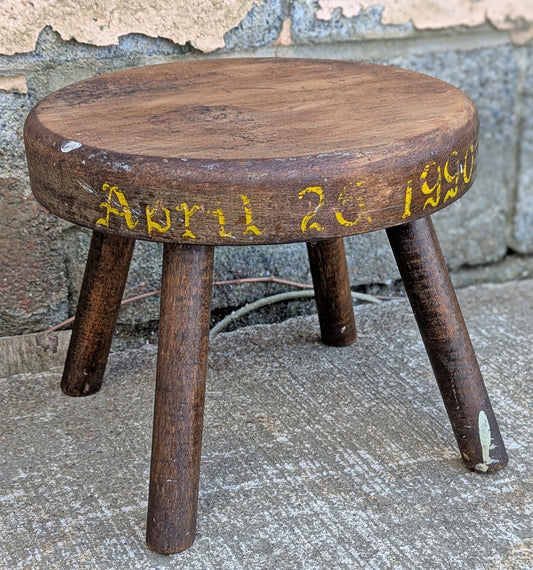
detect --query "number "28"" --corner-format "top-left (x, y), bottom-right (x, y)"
top-left (298, 184), bottom-right (372, 233)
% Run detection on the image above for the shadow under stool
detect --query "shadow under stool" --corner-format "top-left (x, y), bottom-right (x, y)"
top-left (24, 58), bottom-right (508, 554)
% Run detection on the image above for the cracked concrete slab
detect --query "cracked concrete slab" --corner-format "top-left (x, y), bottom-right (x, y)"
top-left (0, 279), bottom-right (532, 568)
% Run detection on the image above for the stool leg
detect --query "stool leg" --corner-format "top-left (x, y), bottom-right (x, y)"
top-left (386, 217), bottom-right (508, 473)
top-left (146, 243), bottom-right (214, 554)
top-left (61, 230), bottom-right (135, 396)
top-left (307, 238), bottom-right (357, 346)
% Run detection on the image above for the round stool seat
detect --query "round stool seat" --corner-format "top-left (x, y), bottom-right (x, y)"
top-left (24, 58), bottom-right (477, 245)
top-left (23, 58), bottom-right (507, 556)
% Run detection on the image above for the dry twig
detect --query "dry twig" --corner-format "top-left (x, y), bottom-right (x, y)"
top-left (45, 275), bottom-right (392, 333)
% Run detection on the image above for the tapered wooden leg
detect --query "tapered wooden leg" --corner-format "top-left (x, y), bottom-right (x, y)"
top-left (61, 230), bottom-right (135, 396)
top-left (146, 243), bottom-right (214, 554)
top-left (307, 238), bottom-right (356, 346)
top-left (386, 217), bottom-right (507, 473)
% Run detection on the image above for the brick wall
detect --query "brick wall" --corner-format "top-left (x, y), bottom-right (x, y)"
top-left (1, 1), bottom-right (532, 340)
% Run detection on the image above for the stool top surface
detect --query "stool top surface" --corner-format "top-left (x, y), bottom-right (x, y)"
top-left (25, 58), bottom-right (478, 245)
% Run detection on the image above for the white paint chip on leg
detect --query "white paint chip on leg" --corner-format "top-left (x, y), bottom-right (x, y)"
top-left (475, 410), bottom-right (492, 473)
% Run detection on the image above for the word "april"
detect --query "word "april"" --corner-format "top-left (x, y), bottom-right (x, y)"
top-left (94, 183), bottom-right (373, 239)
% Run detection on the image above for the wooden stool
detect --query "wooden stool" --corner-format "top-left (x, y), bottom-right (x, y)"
top-left (24, 58), bottom-right (508, 554)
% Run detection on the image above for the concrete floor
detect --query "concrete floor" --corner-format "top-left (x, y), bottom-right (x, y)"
top-left (1, 280), bottom-right (532, 569)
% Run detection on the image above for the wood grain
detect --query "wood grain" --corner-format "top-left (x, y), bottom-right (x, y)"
top-left (387, 217), bottom-right (508, 473)
top-left (307, 238), bottom-right (356, 346)
top-left (24, 58), bottom-right (478, 245)
top-left (61, 230), bottom-right (135, 396)
top-left (146, 243), bottom-right (214, 553)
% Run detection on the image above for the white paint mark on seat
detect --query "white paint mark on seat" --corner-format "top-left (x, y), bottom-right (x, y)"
top-left (61, 140), bottom-right (82, 153)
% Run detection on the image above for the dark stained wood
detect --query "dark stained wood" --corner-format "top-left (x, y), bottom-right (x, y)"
top-left (24, 58), bottom-right (478, 245)
top-left (387, 217), bottom-right (508, 473)
top-left (146, 244), bottom-right (214, 554)
top-left (307, 238), bottom-right (356, 346)
top-left (61, 230), bottom-right (134, 396)
top-left (23, 58), bottom-right (508, 554)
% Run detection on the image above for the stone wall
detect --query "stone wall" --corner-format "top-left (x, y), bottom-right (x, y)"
top-left (1, 1), bottom-right (533, 342)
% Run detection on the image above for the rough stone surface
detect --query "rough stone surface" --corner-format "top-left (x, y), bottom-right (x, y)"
top-left (452, 251), bottom-right (533, 288)
top-left (0, 177), bottom-right (69, 336)
top-left (0, 91), bottom-right (32, 176)
top-left (0, 279), bottom-right (531, 568)
top-left (291, 1), bottom-right (414, 45)
top-left (512, 46), bottom-right (533, 253)
top-left (223, 0), bottom-right (285, 50)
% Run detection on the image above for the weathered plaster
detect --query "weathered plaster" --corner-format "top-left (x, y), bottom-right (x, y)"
top-left (317, 1), bottom-right (533, 44)
top-left (0, 74), bottom-right (28, 94)
top-left (275, 19), bottom-right (293, 46)
top-left (0, 0), bottom-right (256, 55)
